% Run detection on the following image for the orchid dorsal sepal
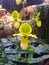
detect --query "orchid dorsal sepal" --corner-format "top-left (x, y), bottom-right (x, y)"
top-left (12, 10), bottom-right (19, 20)
top-left (19, 23), bottom-right (32, 35)
top-left (28, 34), bottom-right (38, 39)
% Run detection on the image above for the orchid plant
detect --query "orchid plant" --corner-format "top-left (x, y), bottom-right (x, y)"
top-left (13, 23), bottom-right (37, 50)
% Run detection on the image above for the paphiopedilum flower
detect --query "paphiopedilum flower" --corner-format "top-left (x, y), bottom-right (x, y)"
top-left (16, 0), bottom-right (22, 5)
top-left (13, 23), bottom-right (37, 50)
top-left (36, 12), bottom-right (42, 27)
top-left (11, 10), bottom-right (21, 29)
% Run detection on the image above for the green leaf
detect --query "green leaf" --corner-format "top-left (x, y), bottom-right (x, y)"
top-left (28, 55), bottom-right (49, 63)
top-left (30, 44), bottom-right (49, 54)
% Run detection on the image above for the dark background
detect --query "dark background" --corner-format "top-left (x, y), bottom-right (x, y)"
top-left (0, 0), bottom-right (44, 12)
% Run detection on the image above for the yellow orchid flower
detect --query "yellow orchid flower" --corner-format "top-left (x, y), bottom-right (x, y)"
top-left (13, 23), bottom-right (37, 50)
top-left (36, 12), bottom-right (42, 27)
top-left (16, 0), bottom-right (22, 5)
top-left (11, 10), bottom-right (22, 22)
top-left (11, 10), bottom-right (21, 29)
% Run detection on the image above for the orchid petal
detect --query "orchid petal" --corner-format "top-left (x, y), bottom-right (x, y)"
top-left (13, 33), bottom-right (22, 36)
top-left (28, 34), bottom-right (38, 38)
